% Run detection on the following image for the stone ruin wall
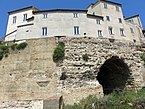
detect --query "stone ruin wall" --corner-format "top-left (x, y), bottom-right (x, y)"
top-left (58, 37), bottom-right (144, 104)
top-left (0, 37), bottom-right (144, 108)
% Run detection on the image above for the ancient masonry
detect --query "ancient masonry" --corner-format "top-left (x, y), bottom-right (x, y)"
top-left (0, 37), bottom-right (144, 108)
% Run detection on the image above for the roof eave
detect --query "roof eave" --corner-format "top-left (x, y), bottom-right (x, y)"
top-left (8, 6), bottom-right (39, 14)
top-left (33, 9), bottom-right (87, 14)
top-left (87, 14), bottom-right (103, 19)
top-left (124, 14), bottom-right (140, 20)
top-left (100, 0), bottom-right (122, 6)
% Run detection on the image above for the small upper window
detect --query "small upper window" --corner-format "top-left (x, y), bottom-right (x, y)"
top-left (12, 16), bottom-right (17, 24)
top-left (43, 13), bottom-right (48, 18)
top-left (23, 14), bottom-right (27, 21)
top-left (116, 6), bottom-right (120, 11)
top-left (42, 27), bottom-right (47, 36)
top-left (98, 30), bottom-right (103, 37)
top-left (74, 13), bottom-right (78, 18)
top-left (106, 16), bottom-right (110, 21)
top-left (108, 27), bottom-right (114, 35)
top-left (118, 18), bottom-right (122, 23)
top-left (74, 26), bottom-right (80, 35)
top-left (129, 19), bottom-right (134, 24)
top-left (120, 28), bottom-right (125, 36)
top-left (130, 28), bottom-right (134, 33)
top-left (96, 19), bottom-right (101, 24)
top-left (104, 3), bottom-right (108, 9)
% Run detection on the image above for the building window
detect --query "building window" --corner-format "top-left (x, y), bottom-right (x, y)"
top-left (108, 27), bottom-right (113, 35)
top-left (23, 14), bottom-right (27, 21)
top-left (116, 6), bottom-right (120, 11)
top-left (74, 26), bottom-right (79, 35)
top-left (104, 3), bottom-right (107, 9)
top-left (96, 19), bottom-right (101, 24)
top-left (120, 28), bottom-right (125, 36)
top-left (118, 18), bottom-right (122, 23)
top-left (74, 13), bottom-right (78, 18)
top-left (98, 30), bottom-right (103, 37)
top-left (12, 16), bottom-right (17, 24)
top-left (43, 13), bottom-right (48, 18)
top-left (129, 19), bottom-right (134, 24)
top-left (106, 16), bottom-right (110, 21)
top-left (42, 27), bottom-right (47, 36)
top-left (130, 28), bottom-right (134, 33)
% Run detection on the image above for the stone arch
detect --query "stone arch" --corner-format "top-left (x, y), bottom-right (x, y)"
top-left (97, 56), bottom-right (130, 95)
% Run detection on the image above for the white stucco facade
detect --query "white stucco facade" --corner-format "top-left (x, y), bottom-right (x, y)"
top-left (5, 0), bottom-right (144, 43)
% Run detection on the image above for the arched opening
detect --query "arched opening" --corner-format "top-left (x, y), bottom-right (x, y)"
top-left (97, 56), bottom-right (130, 95)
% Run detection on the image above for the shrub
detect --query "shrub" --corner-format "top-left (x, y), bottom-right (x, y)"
top-left (53, 42), bottom-right (65, 62)
top-left (0, 41), bottom-right (28, 61)
top-left (65, 103), bottom-right (82, 109)
top-left (64, 89), bottom-right (145, 109)
top-left (0, 45), bottom-right (9, 54)
top-left (133, 97), bottom-right (145, 109)
top-left (58, 42), bottom-right (65, 48)
top-left (0, 45), bottom-right (9, 51)
top-left (82, 53), bottom-right (89, 62)
top-left (16, 42), bottom-right (28, 50)
top-left (0, 45), bottom-right (9, 60)
top-left (140, 53), bottom-right (145, 67)
top-left (10, 43), bottom-right (17, 51)
top-left (0, 50), bottom-right (3, 60)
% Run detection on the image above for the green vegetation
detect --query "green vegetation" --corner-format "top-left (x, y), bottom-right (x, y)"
top-left (65, 88), bottom-right (145, 109)
top-left (10, 43), bottom-right (17, 51)
top-left (140, 53), bottom-right (145, 67)
top-left (11, 42), bottom-right (28, 51)
top-left (53, 42), bottom-right (65, 62)
top-left (16, 42), bottom-right (27, 50)
top-left (82, 53), bottom-right (89, 62)
top-left (0, 40), bottom-right (28, 60)
top-left (0, 45), bottom-right (9, 60)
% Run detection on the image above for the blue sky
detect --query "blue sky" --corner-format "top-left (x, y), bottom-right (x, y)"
top-left (0, 0), bottom-right (145, 39)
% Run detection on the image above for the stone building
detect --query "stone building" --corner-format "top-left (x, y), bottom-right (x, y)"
top-left (5, 0), bottom-right (144, 43)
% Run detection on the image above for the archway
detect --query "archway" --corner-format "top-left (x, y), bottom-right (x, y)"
top-left (97, 56), bottom-right (130, 95)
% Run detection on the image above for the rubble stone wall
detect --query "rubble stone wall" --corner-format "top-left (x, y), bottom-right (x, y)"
top-left (57, 37), bottom-right (144, 104)
top-left (0, 37), bottom-right (144, 107)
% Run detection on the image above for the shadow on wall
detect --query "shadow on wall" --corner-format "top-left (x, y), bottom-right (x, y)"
top-left (97, 56), bottom-right (130, 95)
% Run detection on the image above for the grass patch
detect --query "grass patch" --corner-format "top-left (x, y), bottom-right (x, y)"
top-left (64, 88), bottom-right (145, 109)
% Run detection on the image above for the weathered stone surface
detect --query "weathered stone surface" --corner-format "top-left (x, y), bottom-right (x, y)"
top-left (57, 37), bottom-right (144, 103)
top-left (0, 37), bottom-right (144, 107)
top-left (0, 98), bottom-right (61, 109)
